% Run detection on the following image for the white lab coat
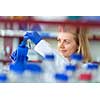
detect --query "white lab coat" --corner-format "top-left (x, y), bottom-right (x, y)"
top-left (34, 40), bottom-right (70, 72)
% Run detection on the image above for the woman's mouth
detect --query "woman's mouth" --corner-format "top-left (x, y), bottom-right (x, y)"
top-left (60, 50), bottom-right (67, 53)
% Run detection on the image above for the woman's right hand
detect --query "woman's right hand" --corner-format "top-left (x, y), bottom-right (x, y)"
top-left (24, 31), bottom-right (42, 45)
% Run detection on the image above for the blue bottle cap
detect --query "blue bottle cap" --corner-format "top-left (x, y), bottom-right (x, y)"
top-left (87, 63), bottom-right (99, 70)
top-left (65, 65), bottom-right (77, 71)
top-left (0, 73), bottom-right (7, 82)
top-left (44, 54), bottom-right (55, 60)
top-left (10, 63), bottom-right (25, 74)
top-left (70, 53), bottom-right (83, 61)
top-left (25, 63), bottom-right (43, 73)
top-left (54, 73), bottom-right (68, 81)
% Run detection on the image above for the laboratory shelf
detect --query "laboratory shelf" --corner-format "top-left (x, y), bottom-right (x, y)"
top-left (0, 18), bottom-right (100, 27)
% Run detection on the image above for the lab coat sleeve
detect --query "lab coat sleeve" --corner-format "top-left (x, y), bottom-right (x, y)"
top-left (34, 39), bottom-right (70, 70)
top-left (34, 40), bottom-right (56, 57)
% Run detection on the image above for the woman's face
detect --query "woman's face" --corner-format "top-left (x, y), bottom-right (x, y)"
top-left (57, 32), bottom-right (78, 58)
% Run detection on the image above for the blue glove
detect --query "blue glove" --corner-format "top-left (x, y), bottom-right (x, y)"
top-left (24, 31), bottom-right (42, 45)
top-left (9, 46), bottom-right (28, 74)
top-left (10, 50), bottom-right (17, 61)
top-left (10, 39), bottom-right (28, 62)
top-left (10, 42), bottom-right (28, 74)
top-left (19, 38), bottom-right (27, 47)
top-left (10, 47), bottom-right (28, 62)
top-left (16, 46), bottom-right (28, 62)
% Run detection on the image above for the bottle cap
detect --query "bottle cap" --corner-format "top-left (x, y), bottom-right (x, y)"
top-left (54, 73), bottom-right (68, 81)
top-left (87, 63), bottom-right (98, 70)
top-left (44, 54), bottom-right (55, 60)
top-left (65, 65), bottom-right (77, 71)
top-left (10, 63), bottom-right (25, 74)
top-left (25, 63), bottom-right (43, 73)
top-left (0, 73), bottom-right (7, 82)
top-left (79, 73), bottom-right (92, 81)
top-left (70, 53), bottom-right (83, 61)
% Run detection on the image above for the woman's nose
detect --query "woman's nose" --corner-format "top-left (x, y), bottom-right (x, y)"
top-left (59, 41), bottom-right (64, 48)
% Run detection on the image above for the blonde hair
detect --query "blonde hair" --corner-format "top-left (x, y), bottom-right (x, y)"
top-left (58, 25), bottom-right (92, 62)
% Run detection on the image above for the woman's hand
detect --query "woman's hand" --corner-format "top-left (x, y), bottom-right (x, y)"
top-left (24, 31), bottom-right (42, 45)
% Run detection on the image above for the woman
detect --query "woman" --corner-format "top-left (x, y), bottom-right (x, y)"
top-left (11, 25), bottom-right (92, 71)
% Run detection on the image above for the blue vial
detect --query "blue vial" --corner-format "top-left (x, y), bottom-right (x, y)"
top-left (65, 64), bottom-right (77, 82)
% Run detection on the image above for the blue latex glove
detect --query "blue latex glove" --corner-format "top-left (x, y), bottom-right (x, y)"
top-left (24, 31), bottom-right (42, 45)
top-left (10, 50), bottom-right (17, 61)
top-left (16, 46), bottom-right (28, 62)
top-left (10, 42), bottom-right (28, 74)
top-left (10, 47), bottom-right (28, 62)
top-left (9, 38), bottom-right (29, 75)
top-left (10, 39), bottom-right (28, 62)
top-left (19, 38), bottom-right (28, 47)
top-left (9, 46), bottom-right (28, 73)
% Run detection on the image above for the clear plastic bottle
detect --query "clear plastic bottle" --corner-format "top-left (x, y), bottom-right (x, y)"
top-left (77, 63), bottom-right (93, 83)
top-left (64, 64), bottom-right (77, 82)
top-left (43, 54), bottom-right (56, 72)
top-left (0, 63), bottom-right (9, 83)
top-left (8, 63), bottom-right (25, 83)
top-left (97, 64), bottom-right (100, 83)
top-left (78, 73), bottom-right (92, 83)
top-left (0, 63), bottom-right (4, 73)
top-left (42, 54), bottom-right (57, 83)
top-left (70, 53), bottom-right (83, 68)
top-left (87, 63), bottom-right (99, 82)
top-left (23, 63), bottom-right (43, 83)
top-left (0, 73), bottom-right (8, 83)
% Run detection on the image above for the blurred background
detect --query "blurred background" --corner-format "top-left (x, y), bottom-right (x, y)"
top-left (0, 16), bottom-right (100, 68)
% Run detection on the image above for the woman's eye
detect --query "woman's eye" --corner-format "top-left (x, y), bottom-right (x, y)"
top-left (57, 39), bottom-right (61, 42)
top-left (64, 40), bottom-right (71, 44)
